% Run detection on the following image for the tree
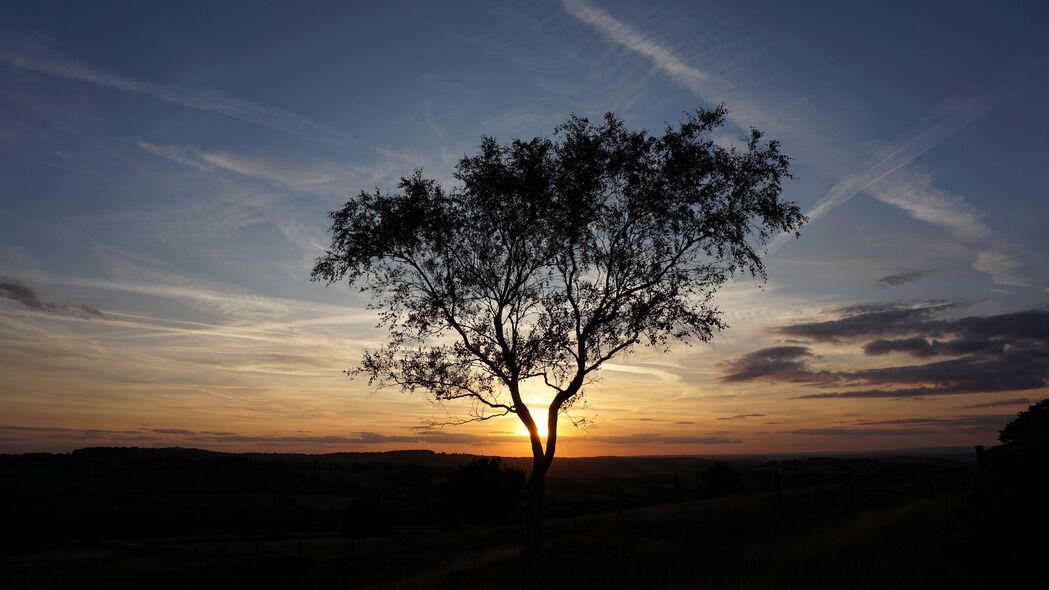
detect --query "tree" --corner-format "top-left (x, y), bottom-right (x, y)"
top-left (698, 461), bottom-right (744, 497)
top-left (312, 106), bottom-right (805, 554)
top-left (435, 458), bottom-right (526, 527)
top-left (999, 398), bottom-right (1049, 445)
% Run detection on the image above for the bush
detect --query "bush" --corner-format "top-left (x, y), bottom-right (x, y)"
top-left (698, 462), bottom-right (744, 497)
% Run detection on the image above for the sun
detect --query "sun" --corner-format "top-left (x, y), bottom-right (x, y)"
top-left (517, 421), bottom-right (549, 438)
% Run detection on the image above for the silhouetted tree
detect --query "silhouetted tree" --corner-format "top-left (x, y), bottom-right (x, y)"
top-left (698, 461), bottom-right (744, 497)
top-left (999, 398), bottom-right (1049, 445)
top-left (312, 106), bottom-right (804, 554)
top-left (436, 458), bottom-right (526, 526)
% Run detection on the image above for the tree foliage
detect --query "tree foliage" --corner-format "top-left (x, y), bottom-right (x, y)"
top-left (698, 461), bottom-right (744, 497)
top-left (312, 106), bottom-right (804, 482)
top-left (999, 398), bottom-right (1049, 445)
top-left (436, 458), bottom-right (526, 526)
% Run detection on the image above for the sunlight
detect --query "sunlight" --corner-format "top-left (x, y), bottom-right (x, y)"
top-left (517, 421), bottom-right (549, 438)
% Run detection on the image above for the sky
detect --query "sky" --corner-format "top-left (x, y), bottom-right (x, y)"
top-left (1, 0), bottom-right (1048, 456)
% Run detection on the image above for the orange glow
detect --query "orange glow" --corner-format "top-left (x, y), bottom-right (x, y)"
top-left (517, 421), bottom-right (549, 439)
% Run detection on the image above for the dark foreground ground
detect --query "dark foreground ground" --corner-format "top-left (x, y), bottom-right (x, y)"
top-left (0, 445), bottom-right (1037, 589)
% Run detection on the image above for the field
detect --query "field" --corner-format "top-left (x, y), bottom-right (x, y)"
top-left (0, 448), bottom-right (979, 589)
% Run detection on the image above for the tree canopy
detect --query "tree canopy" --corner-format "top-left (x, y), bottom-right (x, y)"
top-left (312, 106), bottom-right (804, 548)
top-left (999, 398), bottom-right (1049, 445)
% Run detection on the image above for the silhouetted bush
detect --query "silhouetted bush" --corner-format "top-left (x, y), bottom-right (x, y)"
top-left (435, 457), bottom-right (525, 527)
top-left (698, 462), bottom-right (744, 497)
top-left (999, 398), bottom-right (1049, 445)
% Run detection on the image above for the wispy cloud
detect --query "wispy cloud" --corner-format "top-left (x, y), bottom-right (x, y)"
top-left (868, 168), bottom-right (988, 240)
top-left (0, 34), bottom-right (352, 143)
top-left (972, 249), bottom-right (1029, 287)
top-left (137, 140), bottom-right (437, 196)
top-left (797, 99), bottom-right (995, 229)
top-left (558, 0), bottom-right (1015, 278)
top-left (560, 0), bottom-right (769, 129)
top-left (961, 397), bottom-right (1032, 410)
top-left (137, 142), bottom-right (340, 191)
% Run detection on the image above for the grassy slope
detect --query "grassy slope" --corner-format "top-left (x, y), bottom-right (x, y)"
top-left (375, 488), bottom-right (968, 590)
top-left (1, 484), bottom-right (968, 589)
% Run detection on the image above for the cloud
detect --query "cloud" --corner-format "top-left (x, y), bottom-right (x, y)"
top-left (0, 276), bottom-right (104, 318)
top-left (137, 142), bottom-right (338, 191)
top-left (790, 414), bottom-right (1009, 437)
top-left (852, 415), bottom-right (1010, 430)
top-left (0, 424), bottom-right (742, 449)
top-left (727, 305), bottom-right (1049, 399)
top-left (0, 34), bottom-right (352, 143)
top-left (961, 397), bottom-right (1032, 410)
top-left (873, 271), bottom-right (928, 288)
top-left (862, 337), bottom-right (1003, 358)
top-left (790, 427), bottom-right (935, 437)
top-left (867, 168), bottom-right (988, 240)
top-left (794, 97), bottom-right (998, 231)
top-left (773, 301), bottom-right (963, 342)
top-left (557, 0), bottom-right (1032, 291)
top-left (0, 425), bottom-right (428, 447)
top-left (972, 249), bottom-right (1029, 287)
top-left (717, 414), bottom-right (766, 421)
top-left (137, 141), bottom-right (432, 195)
top-left (720, 346), bottom-right (828, 383)
top-left (561, 0), bottom-right (708, 90)
top-left (559, 0), bottom-right (770, 129)
top-left (585, 433), bottom-right (741, 445)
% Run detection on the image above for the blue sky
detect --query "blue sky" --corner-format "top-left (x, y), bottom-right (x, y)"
top-left (1, 0), bottom-right (1047, 454)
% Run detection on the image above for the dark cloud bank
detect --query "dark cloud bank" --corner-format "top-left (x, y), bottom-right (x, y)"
top-left (0, 276), bottom-right (104, 318)
top-left (0, 425), bottom-right (741, 449)
top-left (873, 271), bottom-right (928, 288)
top-left (722, 302), bottom-right (1049, 399)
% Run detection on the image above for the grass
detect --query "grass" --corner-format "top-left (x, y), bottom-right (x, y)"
top-left (372, 489), bottom-right (968, 590)
top-left (1, 486), bottom-right (968, 589)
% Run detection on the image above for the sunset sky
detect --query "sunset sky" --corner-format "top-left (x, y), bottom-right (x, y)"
top-left (2, 0), bottom-right (1048, 456)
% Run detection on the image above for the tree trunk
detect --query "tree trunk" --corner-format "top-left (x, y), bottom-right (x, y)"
top-left (525, 464), bottom-right (546, 557)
